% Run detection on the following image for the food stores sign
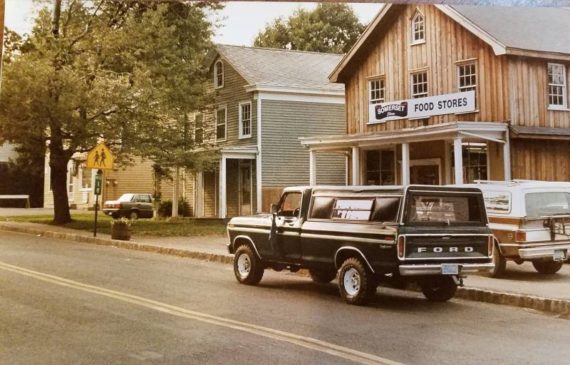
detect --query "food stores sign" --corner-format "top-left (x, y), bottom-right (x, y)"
top-left (369, 90), bottom-right (475, 124)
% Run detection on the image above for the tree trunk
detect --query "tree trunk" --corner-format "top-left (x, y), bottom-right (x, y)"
top-left (172, 167), bottom-right (179, 218)
top-left (50, 156), bottom-right (71, 224)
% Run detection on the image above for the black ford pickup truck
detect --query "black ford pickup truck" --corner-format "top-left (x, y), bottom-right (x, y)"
top-left (227, 185), bottom-right (494, 305)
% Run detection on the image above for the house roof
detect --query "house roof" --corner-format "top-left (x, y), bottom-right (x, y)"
top-left (213, 44), bottom-right (344, 94)
top-left (330, 4), bottom-right (570, 82)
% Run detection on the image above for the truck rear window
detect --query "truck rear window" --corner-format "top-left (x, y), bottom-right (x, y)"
top-left (405, 194), bottom-right (485, 225)
top-left (310, 196), bottom-right (401, 222)
top-left (525, 192), bottom-right (570, 217)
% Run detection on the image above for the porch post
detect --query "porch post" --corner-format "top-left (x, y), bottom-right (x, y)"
top-left (351, 146), bottom-right (360, 185)
top-left (453, 137), bottom-right (464, 185)
top-left (401, 143), bottom-right (410, 186)
top-left (309, 150), bottom-right (317, 186)
top-left (219, 156), bottom-right (227, 218)
top-left (503, 132), bottom-right (512, 181)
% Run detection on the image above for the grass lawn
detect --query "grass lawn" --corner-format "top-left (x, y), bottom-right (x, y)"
top-left (4, 213), bottom-right (227, 237)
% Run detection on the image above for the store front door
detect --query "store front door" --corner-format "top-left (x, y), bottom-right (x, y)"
top-left (410, 159), bottom-right (441, 185)
top-left (239, 162), bottom-right (252, 216)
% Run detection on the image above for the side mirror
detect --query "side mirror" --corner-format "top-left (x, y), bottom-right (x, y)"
top-left (270, 203), bottom-right (278, 215)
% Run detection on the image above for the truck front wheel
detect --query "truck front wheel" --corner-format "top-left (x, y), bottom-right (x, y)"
top-left (420, 276), bottom-right (457, 302)
top-left (234, 245), bottom-right (264, 285)
top-left (532, 260), bottom-right (563, 274)
top-left (338, 257), bottom-right (375, 305)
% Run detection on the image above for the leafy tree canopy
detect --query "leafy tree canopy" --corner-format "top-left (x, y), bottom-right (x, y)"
top-left (0, 0), bottom-right (221, 223)
top-left (254, 3), bottom-right (365, 54)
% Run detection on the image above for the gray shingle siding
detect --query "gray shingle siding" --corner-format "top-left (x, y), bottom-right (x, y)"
top-left (261, 100), bottom-right (346, 187)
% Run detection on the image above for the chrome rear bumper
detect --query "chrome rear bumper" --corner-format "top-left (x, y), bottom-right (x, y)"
top-left (399, 263), bottom-right (495, 276)
top-left (518, 243), bottom-right (570, 260)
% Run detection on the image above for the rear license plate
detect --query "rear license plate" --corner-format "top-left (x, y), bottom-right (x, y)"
top-left (441, 264), bottom-right (459, 275)
top-left (553, 250), bottom-right (567, 262)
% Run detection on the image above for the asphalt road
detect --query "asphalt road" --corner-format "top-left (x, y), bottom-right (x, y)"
top-left (1, 231), bottom-right (569, 365)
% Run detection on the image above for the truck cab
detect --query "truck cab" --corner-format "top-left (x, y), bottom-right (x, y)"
top-left (227, 185), bottom-right (494, 305)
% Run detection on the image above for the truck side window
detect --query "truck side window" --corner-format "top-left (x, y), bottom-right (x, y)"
top-left (279, 192), bottom-right (302, 217)
top-left (370, 197), bottom-right (400, 222)
top-left (310, 197), bottom-right (335, 219)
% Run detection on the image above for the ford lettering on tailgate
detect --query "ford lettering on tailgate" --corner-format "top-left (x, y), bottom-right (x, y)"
top-left (405, 235), bottom-right (489, 259)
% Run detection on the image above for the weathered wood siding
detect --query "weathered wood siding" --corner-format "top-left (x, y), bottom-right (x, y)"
top-left (508, 58), bottom-right (570, 128)
top-left (512, 140), bottom-right (570, 181)
top-left (344, 4), bottom-right (510, 134)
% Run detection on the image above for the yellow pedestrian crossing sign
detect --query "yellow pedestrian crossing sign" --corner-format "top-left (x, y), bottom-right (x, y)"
top-left (87, 143), bottom-right (115, 170)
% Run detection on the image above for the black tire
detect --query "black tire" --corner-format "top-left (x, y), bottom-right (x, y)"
top-left (489, 242), bottom-right (507, 278)
top-left (338, 257), bottom-right (375, 305)
top-left (532, 260), bottom-right (563, 274)
top-left (309, 268), bottom-right (337, 283)
top-left (234, 245), bottom-right (264, 285)
top-left (420, 276), bottom-right (457, 302)
top-left (129, 210), bottom-right (139, 220)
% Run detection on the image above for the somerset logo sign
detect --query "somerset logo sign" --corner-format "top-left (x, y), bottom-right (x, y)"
top-left (369, 90), bottom-right (475, 124)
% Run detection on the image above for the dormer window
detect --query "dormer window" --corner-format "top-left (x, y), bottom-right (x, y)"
top-left (214, 60), bottom-right (224, 88)
top-left (411, 11), bottom-right (425, 45)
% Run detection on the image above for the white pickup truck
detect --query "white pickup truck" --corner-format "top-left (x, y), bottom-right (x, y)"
top-left (467, 180), bottom-right (570, 277)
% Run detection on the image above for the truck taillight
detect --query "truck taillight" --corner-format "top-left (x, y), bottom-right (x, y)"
top-left (397, 235), bottom-right (405, 258)
top-left (515, 230), bottom-right (526, 242)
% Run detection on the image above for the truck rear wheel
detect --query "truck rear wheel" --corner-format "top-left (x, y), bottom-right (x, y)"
top-left (532, 260), bottom-right (563, 275)
top-left (489, 242), bottom-right (507, 278)
top-left (338, 257), bottom-right (375, 305)
top-left (309, 268), bottom-right (337, 283)
top-left (234, 245), bottom-right (264, 285)
top-left (420, 276), bottom-right (457, 302)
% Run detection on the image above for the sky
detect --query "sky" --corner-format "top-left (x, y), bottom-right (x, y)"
top-left (4, 1), bottom-right (383, 46)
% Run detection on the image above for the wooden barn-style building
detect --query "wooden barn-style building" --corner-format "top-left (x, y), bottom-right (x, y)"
top-left (302, 4), bottom-right (570, 186)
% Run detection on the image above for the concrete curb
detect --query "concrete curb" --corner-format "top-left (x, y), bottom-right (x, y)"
top-left (1, 223), bottom-right (568, 316)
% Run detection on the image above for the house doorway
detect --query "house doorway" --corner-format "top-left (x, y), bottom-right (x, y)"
top-left (410, 158), bottom-right (442, 185)
top-left (239, 161), bottom-right (252, 216)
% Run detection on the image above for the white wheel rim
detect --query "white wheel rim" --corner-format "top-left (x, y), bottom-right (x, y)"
top-left (343, 268), bottom-right (361, 296)
top-left (237, 253), bottom-right (251, 278)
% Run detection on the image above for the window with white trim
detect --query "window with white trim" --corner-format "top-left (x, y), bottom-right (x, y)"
top-left (411, 11), bottom-right (425, 44)
top-left (548, 63), bottom-right (567, 108)
top-left (411, 71), bottom-right (428, 99)
top-left (239, 102), bottom-right (252, 138)
top-left (216, 107), bottom-right (226, 141)
top-left (214, 60), bottom-right (224, 89)
top-left (369, 78), bottom-right (385, 104)
top-left (458, 63), bottom-right (477, 92)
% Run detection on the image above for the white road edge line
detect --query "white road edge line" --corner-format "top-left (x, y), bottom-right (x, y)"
top-left (0, 261), bottom-right (404, 365)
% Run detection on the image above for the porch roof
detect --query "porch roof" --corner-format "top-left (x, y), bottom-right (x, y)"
top-left (300, 122), bottom-right (509, 151)
top-left (511, 126), bottom-right (570, 141)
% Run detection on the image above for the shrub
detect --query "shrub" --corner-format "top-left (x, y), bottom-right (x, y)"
top-left (158, 198), bottom-right (191, 217)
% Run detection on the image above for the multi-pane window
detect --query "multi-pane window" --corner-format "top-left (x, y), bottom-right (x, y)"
top-left (411, 72), bottom-right (428, 98)
top-left (194, 114), bottom-right (203, 144)
top-left (214, 60), bottom-right (224, 88)
top-left (216, 107), bottom-right (226, 141)
top-left (369, 78), bottom-right (385, 104)
top-left (239, 102), bottom-right (252, 138)
top-left (548, 63), bottom-right (567, 108)
top-left (411, 11), bottom-right (425, 44)
top-left (366, 150), bottom-right (395, 185)
top-left (458, 63), bottom-right (477, 92)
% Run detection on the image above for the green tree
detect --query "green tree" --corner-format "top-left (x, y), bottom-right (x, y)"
top-left (254, 3), bottom-right (365, 54)
top-left (0, 0), bottom-right (220, 223)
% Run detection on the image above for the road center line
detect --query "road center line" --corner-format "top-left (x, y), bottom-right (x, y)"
top-left (0, 261), bottom-right (404, 365)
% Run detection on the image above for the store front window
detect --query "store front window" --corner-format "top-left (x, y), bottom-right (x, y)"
top-left (365, 150), bottom-right (395, 185)
top-left (451, 142), bottom-right (488, 183)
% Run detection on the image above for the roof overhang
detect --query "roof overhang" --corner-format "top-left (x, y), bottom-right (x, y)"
top-left (220, 146), bottom-right (258, 160)
top-left (510, 126), bottom-right (570, 141)
top-left (244, 84), bottom-right (344, 97)
top-left (300, 122), bottom-right (509, 151)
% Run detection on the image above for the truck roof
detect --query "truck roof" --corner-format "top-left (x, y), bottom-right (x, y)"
top-left (283, 185), bottom-right (483, 195)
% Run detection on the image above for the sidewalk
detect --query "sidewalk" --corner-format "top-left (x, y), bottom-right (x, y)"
top-left (1, 220), bottom-right (569, 315)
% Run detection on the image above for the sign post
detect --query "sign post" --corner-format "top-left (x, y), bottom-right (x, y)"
top-left (86, 143), bottom-right (115, 237)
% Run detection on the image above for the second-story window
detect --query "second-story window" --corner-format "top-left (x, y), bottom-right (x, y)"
top-left (239, 102), bottom-right (252, 138)
top-left (411, 11), bottom-right (425, 44)
top-left (216, 107), bottom-right (226, 141)
top-left (458, 63), bottom-right (477, 92)
top-left (548, 63), bottom-right (567, 109)
top-left (194, 114), bottom-right (203, 145)
top-left (369, 78), bottom-right (385, 104)
top-left (214, 60), bottom-right (224, 89)
top-left (411, 71), bottom-right (428, 99)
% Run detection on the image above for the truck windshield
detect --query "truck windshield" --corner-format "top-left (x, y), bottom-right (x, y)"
top-left (525, 192), bottom-right (570, 217)
top-left (404, 193), bottom-right (485, 225)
